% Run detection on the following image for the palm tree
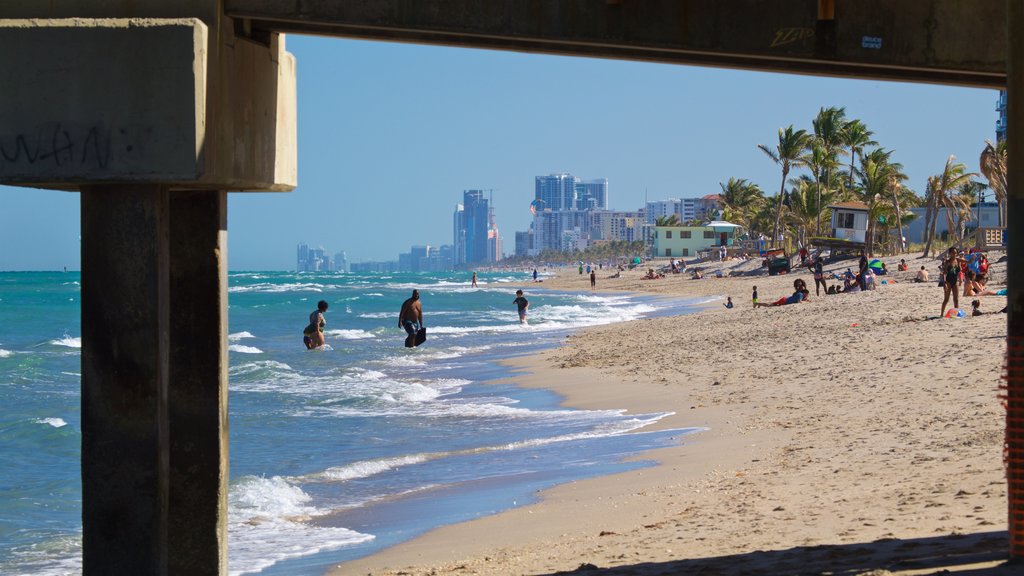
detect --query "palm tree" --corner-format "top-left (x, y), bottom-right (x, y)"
top-left (654, 214), bottom-right (681, 227)
top-left (841, 118), bottom-right (878, 187)
top-left (951, 180), bottom-right (987, 242)
top-left (853, 148), bottom-right (908, 255)
top-left (718, 177), bottom-right (764, 234)
top-left (811, 107), bottom-right (849, 235)
top-left (922, 156), bottom-right (977, 257)
top-left (802, 140), bottom-right (835, 237)
top-left (785, 176), bottom-right (820, 249)
top-left (979, 139), bottom-right (1007, 226)
top-left (759, 125), bottom-right (810, 248)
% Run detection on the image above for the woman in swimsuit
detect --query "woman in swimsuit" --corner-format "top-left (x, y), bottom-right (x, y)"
top-left (303, 300), bottom-right (329, 349)
top-left (940, 247), bottom-right (966, 317)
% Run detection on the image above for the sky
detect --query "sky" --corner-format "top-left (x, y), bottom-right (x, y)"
top-left (0, 35), bottom-right (999, 271)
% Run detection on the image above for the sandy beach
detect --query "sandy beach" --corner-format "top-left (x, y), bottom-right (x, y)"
top-left (335, 252), bottom-right (1013, 575)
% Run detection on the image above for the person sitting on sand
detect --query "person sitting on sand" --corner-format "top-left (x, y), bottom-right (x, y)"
top-left (692, 269), bottom-right (703, 280)
top-left (755, 279), bottom-right (809, 307)
top-left (898, 259), bottom-right (909, 272)
top-left (914, 266), bottom-right (929, 283)
top-left (724, 296), bottom-right (734, 309)
top-left (964, 273), bottom-right (998, 297)
top-left (972, 299), bottom-right (983, 316)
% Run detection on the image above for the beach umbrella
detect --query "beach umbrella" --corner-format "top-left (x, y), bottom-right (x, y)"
top-left (868, 259), bottom-right (884, 271)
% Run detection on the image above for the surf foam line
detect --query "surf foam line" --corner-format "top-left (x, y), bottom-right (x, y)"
top-left (296, 414), bottom-right (686, 485)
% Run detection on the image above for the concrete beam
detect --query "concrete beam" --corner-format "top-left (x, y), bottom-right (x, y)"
top-left (226, 0), bottom-right (1005, 87)
top-left (0, 15), bottom-right (296, 192)
top-left (81, 186), bottom-right (230, 575)
top-left (0, 19), bottom-right (208, 185)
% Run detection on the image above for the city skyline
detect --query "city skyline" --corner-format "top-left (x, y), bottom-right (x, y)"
top-left (0, 35), bottom-right (1001, 270)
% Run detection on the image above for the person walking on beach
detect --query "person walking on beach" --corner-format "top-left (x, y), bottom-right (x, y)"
top-left (940, 247), bottom-right (966, 316)
top-left (812, 256), bottom-right (826, 296)
top-left (752, 285), bottom-right (758, 308)
top-left (590, 270), bottom-right (596, 288)
top-left (471, 272), bottom-right (478, 288)
top-left (532, 268), bottom-right (538, 282)
top-left (303, 300), bottom-right (329, 349)
top-left (513, 289), bottom-right (530, 325)
top-left (578, 262), bottom-right (584, 275)
top-left (399, 290), bottom-right (424, 347)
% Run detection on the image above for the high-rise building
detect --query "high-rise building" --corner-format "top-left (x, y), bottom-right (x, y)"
top-left (589, 210), bottom-right (642, 242)
top-left (296, 243), bottom-right (331, 271)
top-left (464, 190), bottom-right (490, 265)
top-left (997, 89), bottom-right (1008, 142)
top-left (515, 230), bottom-right (533, 257)
top-left (645, 199), bottom-right (682, 224)
top-left (575, 178), bottom-right (609, 210)
top-left (535, 173), bottom-right (577, 212)
top-left (334, 251), bottom-right (350, 273)
top-left (454, 190), bottom-right (501, 266)
top-left (531, 210), bottom-right (561, 254)
top-left (452, 203), bottom-right (466, 267)
top-left (297, 243), bottom-right (310, 271)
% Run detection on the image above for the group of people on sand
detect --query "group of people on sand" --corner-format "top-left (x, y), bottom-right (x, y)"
top-left (939, 247), bottom-right (1000, 317)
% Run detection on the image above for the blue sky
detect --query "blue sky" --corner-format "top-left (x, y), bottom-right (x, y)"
top-left (0, 35), bottom-right (999, 270)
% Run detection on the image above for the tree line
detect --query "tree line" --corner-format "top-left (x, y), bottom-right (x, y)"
top-left (718, 106), bottom-right (1007, 257)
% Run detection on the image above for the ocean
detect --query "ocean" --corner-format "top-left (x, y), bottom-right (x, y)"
top-left (0, 270), bottom-right (708, 575)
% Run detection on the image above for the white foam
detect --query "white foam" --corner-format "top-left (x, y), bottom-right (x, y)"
top-left (312, 454), bottom-right (431, 482)
top-left (227, 475), bottom-right (374, 576)
top-left (229, 331), bottom-right (256, 341)
top-left (228, 282), bottom-right (330, 294)
top-left (325, 329), bottom-right (375, 340)
top-left (0, 349), bottom-right (12, 358)
top-left (229, 345), bottom-right (263, 354)
top-left (34, 417), bottom-right (67, 428)
top-left (230, 360), bottom-right (293, 377)
top-left (50, 337), bottom-right (81, 349)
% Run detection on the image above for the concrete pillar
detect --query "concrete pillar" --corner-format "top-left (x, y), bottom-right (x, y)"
top-left (1007, 0), bottom-right (1024, 560)
top-left (167, 190), bottom-right (229, 575)
top-left (81, 186), bottom-right (228, 575)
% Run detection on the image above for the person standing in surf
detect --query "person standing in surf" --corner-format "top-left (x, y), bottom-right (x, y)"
top-left (513, 289), bottom-right (529, 325)
top-left (399, 289), bottom-right (424, 346)
top-left (303, 300), bottom-right (329, 349)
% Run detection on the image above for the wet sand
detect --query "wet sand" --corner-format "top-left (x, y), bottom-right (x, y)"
top-left (335, 252), bottom-right (1013, 575)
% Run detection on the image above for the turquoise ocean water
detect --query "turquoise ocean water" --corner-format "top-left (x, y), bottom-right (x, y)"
top-left (0, 270), bottom-right (708, 575)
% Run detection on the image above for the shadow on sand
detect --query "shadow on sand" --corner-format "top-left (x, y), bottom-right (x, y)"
top-left (547, 531), bottom-right (1016, 575)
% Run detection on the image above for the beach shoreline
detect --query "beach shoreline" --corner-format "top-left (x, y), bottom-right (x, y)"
top-left (334, 252), bottom-right (1013, 575)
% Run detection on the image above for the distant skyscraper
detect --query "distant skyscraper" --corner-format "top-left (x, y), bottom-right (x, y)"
top-left (296, 243), bottom-right (331, 271)
top-left (454, 190), bottom-right (500, 266)
top-left (334, 250), bottom-right (349, 273)
top-left (997, 89), bottom-right (1007, 142)
top-left (575, 178), bottom-right (608, 210)
top-left (515, 230), bottom-right (532, 257)
top-left (297, 243), bottom-right (310, 271)
top-left (645, 199), bottom-right (682, 224)
top-left (535, 173), bottom-right (577, 212)
top-left (453, 203), bottom-right (466, 267)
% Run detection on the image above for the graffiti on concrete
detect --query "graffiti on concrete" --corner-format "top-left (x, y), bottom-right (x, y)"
top-left (0, 124), bottom-right (115, 169)
top-left (770, 27), bottom-right (814, 48)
